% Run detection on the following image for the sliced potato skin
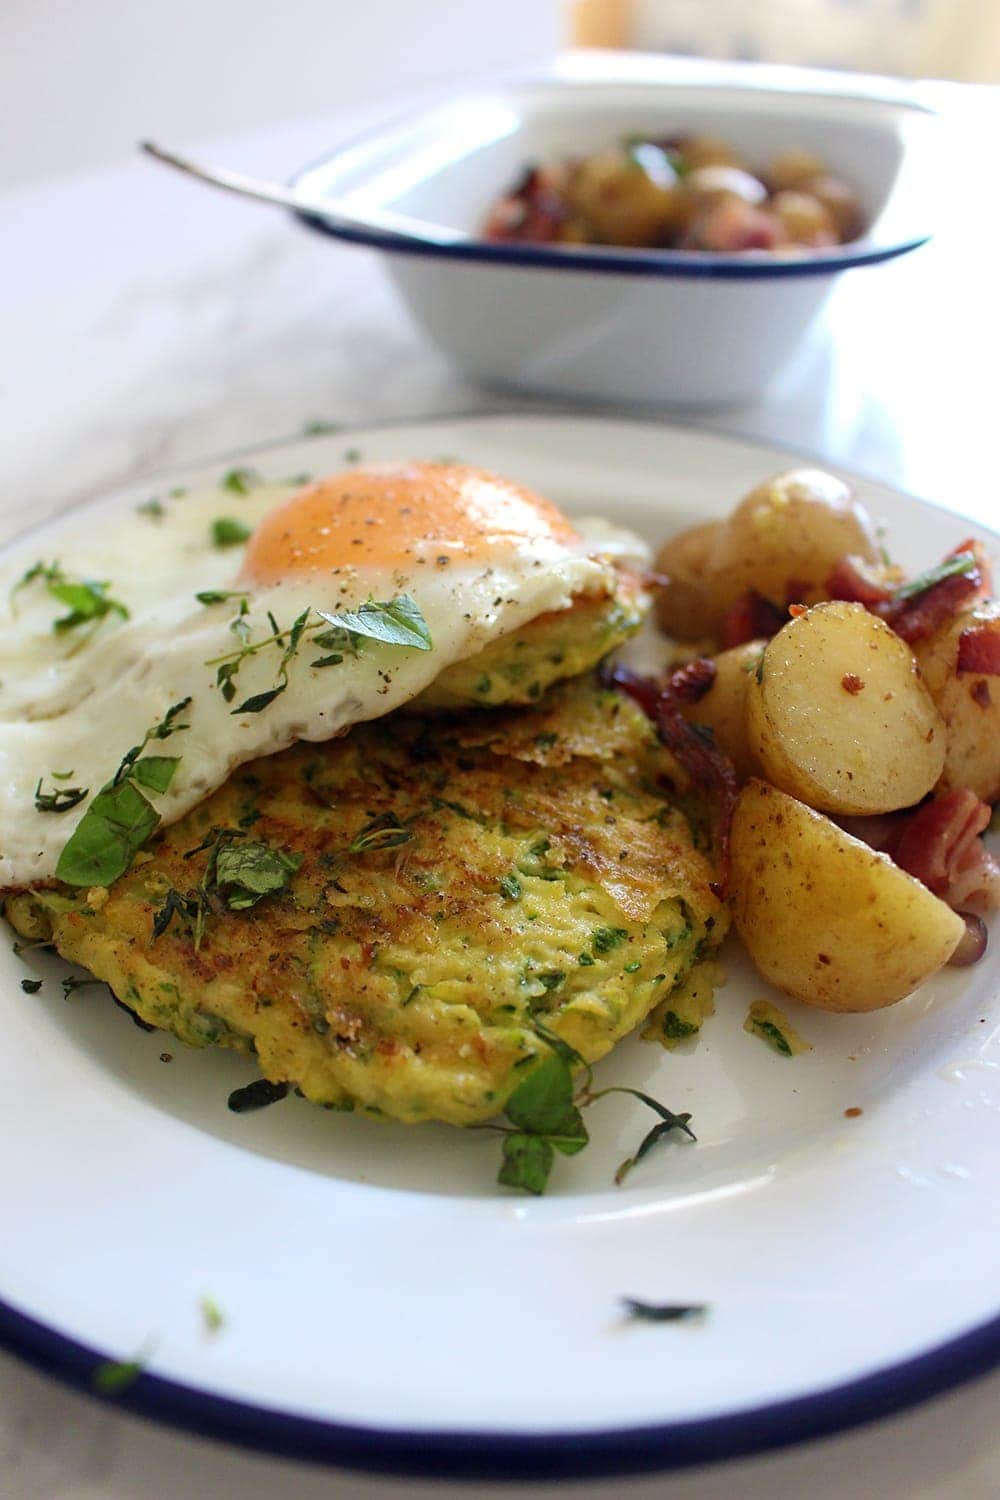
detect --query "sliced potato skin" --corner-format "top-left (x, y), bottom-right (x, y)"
top-left (730, 781), bottom-right (965, 1012)
top-left (913, 600), bottom-right (1000, 803)
top-left (747, 601), bottom-right (946, 815)
top-left (654, 521), bottom-right (722, 639)
top-left (679, 639), bottom-right (765, 781)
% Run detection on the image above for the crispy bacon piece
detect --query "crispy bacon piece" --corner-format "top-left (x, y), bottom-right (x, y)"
top-left (957, 624), bottom-right (1000, 675)
top-left (828, 541), bottom-right (991, 647)
top-left (893, 789), bottom-right (1000, 916)
top-left (826, 555), bottom-right (894, 608)
top-left (885, 541), bottom-right (990, 645)
top-left (603, 660), bottom-right (737, 892)
top-left (482, 165), bottom-right (570, 243)
top-left (719, 591), bottom-right (787, 649)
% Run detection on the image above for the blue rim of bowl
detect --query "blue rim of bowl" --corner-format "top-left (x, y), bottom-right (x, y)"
top-left (291, 206), bottom-right (929, 281)
top-left (3, 413), bottom-right (992, 1479)
top-left (1, 1296), bottom-right (998, 1479)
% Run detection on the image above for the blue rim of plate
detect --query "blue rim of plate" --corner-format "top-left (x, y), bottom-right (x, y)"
top-left (2, 412), bottom-right (996, 1479)
top-left (1, 1296), bottom-right (998, 1479)
top-left (291, 207), bottom-right (929, 281)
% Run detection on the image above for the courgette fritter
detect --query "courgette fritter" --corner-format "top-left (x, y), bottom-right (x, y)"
top-left (7, 679), bottom-right (726, 1126)
top-left (416, 571), bottom-right (648, 711)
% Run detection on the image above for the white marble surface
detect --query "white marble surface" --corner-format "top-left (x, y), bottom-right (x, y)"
top-left (2, 66), bottom-right (1000, 1500)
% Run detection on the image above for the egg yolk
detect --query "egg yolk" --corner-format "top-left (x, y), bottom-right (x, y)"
top-left (239, 463), bottom-right (581, 584)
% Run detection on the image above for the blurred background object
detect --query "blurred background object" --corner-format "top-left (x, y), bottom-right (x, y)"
top-left (568, 0), bottom-right (1000, 82)
top-left (0, 0), bottom-right (558, 188)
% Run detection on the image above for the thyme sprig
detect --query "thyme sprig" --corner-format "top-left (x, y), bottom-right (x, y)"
top-left (204, 594), bottom-right (432, 715)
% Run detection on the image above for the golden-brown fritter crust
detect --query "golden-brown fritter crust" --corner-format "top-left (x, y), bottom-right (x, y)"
top-left (7, 679), bottom-right (726, 1125)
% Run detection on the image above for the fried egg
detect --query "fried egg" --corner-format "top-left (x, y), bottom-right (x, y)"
top-left (0, 462), bottom-right (650, 889)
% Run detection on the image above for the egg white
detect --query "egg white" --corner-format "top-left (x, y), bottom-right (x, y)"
top-left (0, 471), bottom-right (649, 888)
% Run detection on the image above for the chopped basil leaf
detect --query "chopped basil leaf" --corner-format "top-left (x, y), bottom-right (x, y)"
top-left (92, 1356), bottom-right (147, 1395)
top-left (227, 1078), bottom-right (289, 1112)
top-left (317, 593), bottom-right (432, 651)
top-left (196, 589), bottom-right (248, 606)
top-left (661, 1010), bottom-right (699, 1040)
top-left (621, 1299), bottom-right (706, 1323)
top-left (211, 517), bottom-right (252, 548)
top-left (231, 684), bottom-right (285, 715)
top-left (14, 561), bottom-right (129, 634)
top-left (34, 779), bottom-right (88, 814)
top-left (56, 699), bottom-right (191, 885)
top-left (212, 840), bottom-right (302, 910)
top-left (55, 780), bottom-right (160, 886)
top-left (592, 926), bottom-right (627, 954)
top-left (498, 1133), bottom-right (554, 1195)
top-left (199, 1296), bottom-right (225, 1334)
top-left (220, 467), bottom-right (260, 495)
top-left (129, 756), bottom-right (180, 794)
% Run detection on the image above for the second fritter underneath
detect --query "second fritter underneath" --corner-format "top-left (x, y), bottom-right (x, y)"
top-left (8, 679), bottom-right (726, 1125)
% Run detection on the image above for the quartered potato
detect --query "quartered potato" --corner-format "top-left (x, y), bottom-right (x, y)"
top-left (654, 520), bottom-right (722, 639)
top-left (730, 780), bottom-right (965, 1012)
top-left (705, 469), bottom-right (881, 618)
top-left (678, 639), bottom-right (765, 781)
top-left (747, 602), bottom-right (946, 814)
top-left (913, 599), bottom-right (1000, 803)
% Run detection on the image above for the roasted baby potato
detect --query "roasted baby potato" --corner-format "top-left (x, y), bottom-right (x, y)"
top-left (912, 600), bottom-right (1000, 804)
top-left (747, 602), bottom-right (946, 814)
top-left (705, 468), bottom-right (881, 620)
top-left (654, 470), bottom-right (881, 642)
top-left (678, 639), bottom-right (766, 781)
top-left (566, 147), bottom-right (690, 247)
top-left (730, 780), bottom-right (965, 1011)
top-left (654, 520), bottom-right (723, 639)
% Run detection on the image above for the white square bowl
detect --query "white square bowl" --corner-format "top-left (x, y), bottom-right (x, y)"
top-left (292, 54), bottom-right (935, 407)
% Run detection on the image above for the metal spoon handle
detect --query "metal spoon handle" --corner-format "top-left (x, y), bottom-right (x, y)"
top-left (139, 140), bottom-right (467, 249)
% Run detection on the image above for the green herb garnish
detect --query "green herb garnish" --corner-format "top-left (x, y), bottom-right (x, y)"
top-left (92, 1355), bottom-right (148, 1396)
top-left (55, 699), bottom-right (191, 886)
top-left (199, 1296), bottom-right (225, 1334)
top-left (349, 815), bottom-right (413, 855)
top-left (213, 840), bottom-right (302, 909)
top-left (621, 1299), bottom-right (706, 1324)
top-left (317, 593), bottom-right (432, 651)
top-left (13, 560), bottom-right (129, 635)
top-left (893, 550), bottom-right (977, 602)
top-left (499, 874), bottom-right (522, 900)
top-left (228, 1078), bottom-right (289, 1112)
top-left (34, 778), bottom-right (88, 814)
top-left (196, 590), bottom-right (249, 607)
top-left (493, 1032), bottom-right (694, 1195)
top-left (137, 497), bottom-right (164, 520)
top-left (20, 978), bottom-right (42, 993)
top-left (592, 926), bottom-right (627, 954)
top-left (211, 517), bottom-right (252, 548)
top-left (661, 1011), bottom-right (699, 1041)
top-left (220, 467), bottom-right (260, 495)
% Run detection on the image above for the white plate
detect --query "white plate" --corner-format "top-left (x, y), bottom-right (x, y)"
top-left (2, 414), bottom-right (997, 1481)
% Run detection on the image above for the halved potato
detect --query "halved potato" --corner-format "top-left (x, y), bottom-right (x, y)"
top-left (747, 601), bottom-right (946, 814)
top-left (912, 600), bottom-right (1000, 803)
top-left (705, 468), bottom-right (880, 618)
top-left (679, 639), bottom-right (765, 781)
top-left (654, 520), bottom-right (722, 639)
top-left (730, 780), bottom-right (964, 1011)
